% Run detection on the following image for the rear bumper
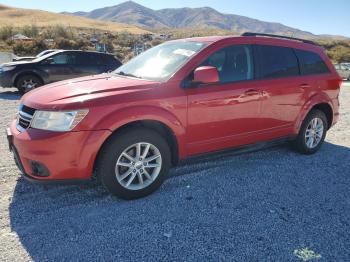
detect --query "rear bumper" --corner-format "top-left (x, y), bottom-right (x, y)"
top-left (8, 120), bottom-right (111, 181)
top-left (332, 112), bottom-right (340, 127)
top-left (331, 97), bottom-right (340, 127)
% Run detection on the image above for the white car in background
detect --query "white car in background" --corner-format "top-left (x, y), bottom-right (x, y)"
top-left (0, 52), bottom-right (16, 64)
top-left (334, 64), bottom-right (350, 80)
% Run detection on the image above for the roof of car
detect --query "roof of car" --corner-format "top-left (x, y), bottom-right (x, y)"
top-left (172, 35), bottom-right (234, 43)
top-left (171, 33), bottom-right (320, 50)
top-left (56, 50), bottom-right (111, 54)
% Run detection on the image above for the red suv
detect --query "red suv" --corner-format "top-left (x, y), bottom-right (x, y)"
top-left (7, 33), bottom-right (341, 199)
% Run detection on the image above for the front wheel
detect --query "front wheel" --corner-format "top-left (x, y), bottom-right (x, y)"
top-left (16, 75), bottom-right (43, 94)
top-left (96, 128), bottom-right (171, 200)
top-left (292, 109), bottom-right (328, 154)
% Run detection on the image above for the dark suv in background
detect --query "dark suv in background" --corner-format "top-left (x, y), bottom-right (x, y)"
top-left (0, 50), bottom-right (122, 93)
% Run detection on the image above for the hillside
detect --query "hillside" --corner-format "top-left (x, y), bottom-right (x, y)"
top-left (66, 1), bottom-right (332, 39)
top-left (0, 4), bottom-right (148, 34)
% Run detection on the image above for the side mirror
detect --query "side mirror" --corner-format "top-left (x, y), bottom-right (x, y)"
top-left (193, 66), bottom-right (219, 85)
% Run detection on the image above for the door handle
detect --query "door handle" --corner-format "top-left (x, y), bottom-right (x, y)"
top-left (300, 83), bottom-right (311, 89)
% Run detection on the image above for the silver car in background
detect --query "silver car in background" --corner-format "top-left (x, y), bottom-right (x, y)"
top-left (334, 63), bottom-right (350, 80)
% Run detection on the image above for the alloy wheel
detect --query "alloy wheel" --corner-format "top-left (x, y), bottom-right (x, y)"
top-left (305, 117), bottom-right (324, 149)
top-left (21, 79), bottom-right (38, 93)
top-left (115, 142), bottom-right (162, 190)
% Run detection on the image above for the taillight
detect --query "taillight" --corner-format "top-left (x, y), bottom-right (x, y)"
top-left (338, 78), bottom-right (343, 87)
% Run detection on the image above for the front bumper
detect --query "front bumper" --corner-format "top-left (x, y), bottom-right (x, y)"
top-left (0, 71), bottom-right (14, 87)
top-left (7, 120), bottom-right (111, 182)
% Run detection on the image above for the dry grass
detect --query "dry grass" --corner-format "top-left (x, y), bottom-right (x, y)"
top-left (0, 5), bottom-right (149, 34)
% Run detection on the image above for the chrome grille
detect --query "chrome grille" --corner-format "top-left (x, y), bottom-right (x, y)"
top-left (16, 105), bottom-right (36, 132)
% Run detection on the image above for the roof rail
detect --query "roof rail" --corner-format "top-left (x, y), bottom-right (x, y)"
top-left (241, 32), bottom-right (317, 45)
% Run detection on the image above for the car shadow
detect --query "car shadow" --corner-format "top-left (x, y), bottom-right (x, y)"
top-left (8, 142), bottom-right (350, 260)
top-left (0, 89), bottom-right (21, 100)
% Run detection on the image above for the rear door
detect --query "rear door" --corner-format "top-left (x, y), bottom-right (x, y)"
top-left (254, 44), bottom-right (308, 135)
top-left (73, 52), bottom-right (105, 77)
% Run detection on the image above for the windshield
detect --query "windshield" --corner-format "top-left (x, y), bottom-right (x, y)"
top-left (36, 50), bottom-right (54, 58)
top-left (113, 41), bottom-right (207, 81)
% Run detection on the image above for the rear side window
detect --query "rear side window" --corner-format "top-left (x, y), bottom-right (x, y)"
top-left (75, 53), bottom-right (98, 65)
top-left (257, 45), bottom-right (299, 79)
top-left (100, 54), bottom-right (121, 66)
top-left (295, 49), bottom-right (330, 75)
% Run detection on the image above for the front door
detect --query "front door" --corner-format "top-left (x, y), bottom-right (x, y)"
top-left (38, 52), bottom-right (77, 83)
top-left (186, 44), bottom-right (263, 155)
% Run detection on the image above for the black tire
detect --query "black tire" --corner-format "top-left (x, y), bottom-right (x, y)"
top-left (16, 75), bottom-right (43, 94)
top-left (96, 128), bottom-right (171, 200)
top-left (292, 109), bottom-right (328, 154)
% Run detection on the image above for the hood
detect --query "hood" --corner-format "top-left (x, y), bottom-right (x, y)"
top-left (1, 60), bottom-right (35, 66)
top-left (22, 74), bottom-right (160, 108)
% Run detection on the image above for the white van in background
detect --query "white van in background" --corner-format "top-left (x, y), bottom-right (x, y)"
top-left (0, 52), bottom-right (16, 64)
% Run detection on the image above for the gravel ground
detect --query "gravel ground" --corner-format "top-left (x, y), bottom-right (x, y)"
top-left (0, 84), bottom-right (349, 261)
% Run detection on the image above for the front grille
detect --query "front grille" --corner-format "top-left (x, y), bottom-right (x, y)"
top-left (22, 105), bottom-right (36, 115)
top-left (16, 104), bottom-right (36, 132)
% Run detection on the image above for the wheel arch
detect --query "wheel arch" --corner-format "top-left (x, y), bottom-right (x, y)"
top-left (295, 95), bottom-right (334, 133)
top-left (311, 103), bottom-right (333, 129)
top-left (14, 71), bottom-right (45, 87)
top-left (93, 119), bottom-right (182, 177)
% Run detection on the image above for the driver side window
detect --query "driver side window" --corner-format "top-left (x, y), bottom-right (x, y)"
top-left (201, 45), bottom-right (254, 83)
top-left (47, 53), bottom-right (76, 65)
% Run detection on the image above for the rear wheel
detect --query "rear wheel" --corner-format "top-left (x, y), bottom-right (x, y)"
top-left (96, 128), bottom-right (171, 200)
top-left (16, 75), bottom-right (43, 94)
top-left (292, 109), bottom-right (328, 154)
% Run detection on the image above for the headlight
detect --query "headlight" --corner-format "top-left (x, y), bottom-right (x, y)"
top-left (31, 110), bottom-right (89, 132)
top-left (0, 66), bottom-right (16, 73)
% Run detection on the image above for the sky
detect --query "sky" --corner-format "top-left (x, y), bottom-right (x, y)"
top-left (0, 0), bottom-right (349, 37)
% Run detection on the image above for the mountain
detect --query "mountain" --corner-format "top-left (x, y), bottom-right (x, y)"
top-left (0, 4), bottom-right (148, 34)
top-left (66, 1), bottom-right (325, 38)
top-left (64, 1), bottom-right (167, 29)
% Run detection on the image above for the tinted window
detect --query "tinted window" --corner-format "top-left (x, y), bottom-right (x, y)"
top-left (257, 45), bottom-right (299, 79)
top-left (102, 55), bottom-right (122, 69)
top-left (49, 53), bottom-right (76, 65)
top-left (75, 53), bottom-right (99, 65)
top-left (295, 49), bottom-right (330, 75)
top-left (201, 45), bottom-right (254, 83)
top-left (98, 54), bottom-right (114, 65)
top-left (103, 54), bottom-right (120, 65)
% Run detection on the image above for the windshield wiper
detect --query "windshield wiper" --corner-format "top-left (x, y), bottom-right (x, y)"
top-left (115, 71), bottom-right (142, 79)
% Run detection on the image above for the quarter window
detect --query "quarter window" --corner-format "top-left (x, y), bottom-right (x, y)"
top-left (295, 49), bottom-right (330, 75)
top-left (201, 45), bottom-right (254, 83)
top-left (76, 53), bottom-right (104, 65)
top-left (257, 45), bottom-right (299, 79)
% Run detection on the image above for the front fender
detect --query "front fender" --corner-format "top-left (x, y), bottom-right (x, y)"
top-left (92, 105), bottom-right (187, 159)
top-left (12, 69), bottom-right (48, 84)
top-left (294, 92), bottom-right (334, 133)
